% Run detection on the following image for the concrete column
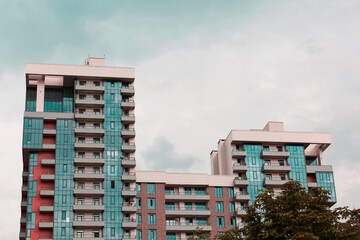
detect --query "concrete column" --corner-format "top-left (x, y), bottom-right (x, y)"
top-left (36, 78), bottom-right (45, 112)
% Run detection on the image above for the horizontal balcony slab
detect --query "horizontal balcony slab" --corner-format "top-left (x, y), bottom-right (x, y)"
top-left (41, 159), bottom-right (55, 166)
top-left (74, 158), bottom-right (105, 165)
top-left (122, 205), bottom-right (137, 212)
top-left (121, 115), bottom-right (136, 123)
top-left (166, 225), bottom-right (211, 232)
top-left (22, 186), bottom-right (28, 192)
top-left (73, 238), bottom-right (104, 240)
top-left (165, 209), bottom-right (211, 216)
top-left (235, 194), bottom-right (251, 201)
top-left (121, 160), bottom-right (136, 167)
top-left (74, 173), bottom-right (105, 180)
top-left (234, 179), bottom-right (249, 186)
top-left (122, 175), bottom-right (136, 181)
top-left (24, 111), bottom-right (74, 120)
top-left (121, 130), bottom-right (136, 137)
top-left (43, 144), bottom-right (56, 150)
top-left (263, 165), bottom-right (291, 173)
top-left (264, 179), bottom-right (289, 186)
top-left (306, 165), bottom-right (333, 174)
top-left (122, 221), bottom-right (137, 229)
top-left (73, 189), bottom-right (105, 196)
top-left (73, 205), bottom-right (105, 211)
top-left (122, 190), bottom-right (137, 196)
top-left (20, 217), bottom-right (26, 224)
top-left (165, 194), bottom-right (210, 201)
top-left (43, 129), bottom-right (56, 135)
top-left (39, 222), bottom-right (53, 229)
top-left (75, 85), bottom-right (105, 92)
top-left (308, 182), bottom-right (318, 188)
top-left (233, 165), bottom-right (248, 172)
top-left (21, 201), bottom-right (27, 209)
top-left (261, 150), bottom-right (290, 158)
top-left (40, 190), bottom-right (54, 197)
top-left (121, 87), bottom-right (135, 95)
top-left (41, 174), bottom-right (55, 181)
top-left (40, 206), bottom-right (54, 213)
top-left (236, 209), bottom-right (247, 216)
top-left (121, 145), bottom-right (136, 152)
top-left (121, 102), bottom-right (135, 109)
top-left (75, 113), bottom-right (105, 120)
top-left (19, 232), bottom-right (26, 238)
top-left (22, 172), bottom-right (29, 178)
top-left (73, 221), bottom-right (104, 227)
top-left (75, 143), bottom-right (105, 149)
top-left (75, 99), bottom-right (105, 106)
top-left (75, 128), bottom-right (105, 135)
top-left (232, 150), bottom-right (247, 158)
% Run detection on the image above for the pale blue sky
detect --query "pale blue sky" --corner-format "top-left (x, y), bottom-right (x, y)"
top-left (1, 1), bottom-right (360, 238)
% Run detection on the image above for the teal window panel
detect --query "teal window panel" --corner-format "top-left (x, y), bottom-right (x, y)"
top-left (195, 203), bottom-right (206, 210)
top-left (166, 233), bottom-right (176, 240)
top-left (147, 183), bottom-right (156, 194)
top-left (148, 230), bottom-right (156, 240)
top-left (217, 216), bottom-right (225, 228)
top-left (229, 202), bottom-right (235, 213)
top-left (137, 213), bottom-right (142, 225)
top-left (23, 118), bottom-right (43, 149)
top-left (195, 188), bottom-right (205, 195)
top-left (148, 213), bottom-right (156, 225)
top-left (230, 217), bottom-right (236, 228)
top-left (25, 87), bottom-right (36, 112)
top-left (165, 202), bottom-right (175, 210)
top-left (137, 230), bottom-right (142, 240)
top-left (216, 201), bottom-right (224, 212)
top-left (44, 88), bottom-right (62, 112)
top-left (228, 187), bottom-right (234, 198)
top-left (215, 187), bottom-right (223, 197)
top-left (316, 172), bottom-right (336, 202)
top-left (286, 145), bottom-right (308, 188)
top-left (148, 198), bottom-right (156, 209)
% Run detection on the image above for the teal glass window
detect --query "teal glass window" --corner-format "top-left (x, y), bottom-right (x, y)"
top-left (137, 229), bottom-right (142, 240)
top-left (231, 217), bottom-right (236, 228)
top-left (111, 228), bottom-right (115, 236)
top-left (185, 187), bottom-right (192, 195)
top-left (148, 213), bottom-right (156, 225)
top-left (111, 196), bottom-right (115, 205)
top-left (196, 218), bottom-right (206, 226)
top-left (27, 213), bottom-right (32, 221)
top-left (215, 187), bottom-right (223, 197)
top-left (111, 211), bottom-right (115, 220)
top-left (195, 188), bottom-right (205, 195)
top-left (136, 183), bottom-right (141, 193)
top-left (61, 227), bottom-right (66, 236)
top-left (166, 233), bottom-right (176, 240)
top-left (147, 183), bottom-right (155, 194)
top-left (217, 216), bottom-right (225, 228)
top-left (148, 198), bottom-right (156, 209)
top-left (148, 229), bottom-right (156, 240)
top-left (137, 213), bottom-right (142, 225)
top-left (185, 202), bottom-right (192, 210)
top-left (165, 202), bottom-right (175, 210)
top-left (228, 187), bottom-right (234, 198)
top-left (165, 187), bottom-right (174, 195)
top-left (195, 203), bottom-right (206, 210)
top-left (136, 198), bottom-right (141, 209)
top-left (62, 195), bottom-right (67, 204)
top-left (25, 87), bottom-right (36, 111)
top-left (216, 201), bottom-right (224, 212)
top-left (229, 202), bottom-right (235, 213)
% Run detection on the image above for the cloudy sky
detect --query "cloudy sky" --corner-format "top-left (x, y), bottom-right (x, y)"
top-left (1, 0), bottom-right (360, 237)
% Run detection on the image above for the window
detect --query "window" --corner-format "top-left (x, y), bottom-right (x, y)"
top-left (93, 198), bottom-right (100, 205)
top-left (147, 183), bottom-right (155, 194)
top-left (111, 121), bottom-right (115, 129)
top-left (93, 95), bottom-right (100, 100)
top-left (78, 152), bottom-right (85, 158)
top-left (94, 123), bottom-right (100, 129)
top-left (184, 187), bottom-right (192, 195)
top-left (78, 182), bottom-right (84, 189)
top-left (278, 160), bottom-right (284, 166)
top-left (94, 109), bottom-right (100, 114)
top-left (79, 80), bottom-right (86, 86)
top-left (137, 213), bottom-right (142, 225)
top-left (111, 107), bottom-right (115, 115)
top-left (185, 202), bottom-right (192, 210)
top-left (166, 233), bottom-right (176, 240)
top-left (79, 108), bottom-right (85, 114)
top-left (27, 213), bottom-right (32, 221)
top-left (148, 230), bottom-right (156, 240)
top-left (94, 152), bottom-right (100, 158)
top-left (63, 164), bottom-right (67, 172)
top-left (166, 219), bottom-right (176, 225)
top-left (94, 81), bottom-right (100, 86)
top-left (195, 188), bottom-right (205, 195)
top-left (148, 198), bottom-right (156, 209)
top-left (27, 134), bottom-right (31, 143)
top-left (195, 203), bottom-right (206, 210)
top-left (280, 174), bottom-right (286, 180)
top-left (228, 187), bottom-right (234, 198)
top-left (28, 119), bottom-right (32, 127)
top-left (77, 214), bottom-right (84, 221)
top-left (266, 174), bottom-right (272, 180)
top-left (64, 135), bottom-right (68, 142)
top-left (136, 198), bottom-right (141, 209)
top-left (111, 93), bottom-right (115, 101)
top-left (111, 81), bottom-right (115, 87)
top-left (277, 146), bottom-right (283, 151)
top-left (111, 136), bottom-right (115, 143)
top-left (93, 138), bottom-right (100, 143)
top-left (62, 179), bottom-right (67, 188)
top-left (93, 230), bottom-right (100, 238)
top-left (186, 218), bottom-right (193, 225)
top-left (111, 196), bottom-right (115, 205)
top-left (78, 137), bottom-right (85, 143)
top-left (217, 216), bottom-right (225, 228)
top-left (197, 218), bottom-right (207, 226)
top-left (61, 227), bottom-right (66, 236)
top-left (78, 167), bottom-right (84, 173)
top-left (253, 171), bottom-right (258, 179)
top-left (148, 213), bottom-right (156, 225)
top-left (93, 182), bottom-right (100, 189)
top-left (111, 165), bottom-right (115, 173)
top-left (136, 183), bottom-right (141, 194)
top-left (111, 181), bottom-right (115, 189)
top-left (264, 160), bottom-right (271, 166)
top-left (165, 202), bottom-right (175, 210)
top-left (111, 228), bottom-right (115, 236)
top-left (296, 172), bottom-right (300, 180)
top-left (63, 149), bottom-right (68, 157)
top-left (165, 187), bottom-right (174, 195)
top-left (216, 201), bottom-right (224, 212)
top-left (79, 94), bottom-right (86, 100)
top-left (93, 167), bottom-right (100, 173)
top-left (137, 230), bottom-right (142, 240)
top-left (93, 214), bottom-right (100, 221)
top-left (229, 202), bottom-right (235, 213)
top-left (263, 146), bottom-right (269, 151)
top-left (62, 195), bottom-right (67, 204)
top-left (64, 120), bottom-right (68, 127)
top-left (215, 187), bottom-right (223, 197)
top-left (77, 230), bottom-right (84, 237)
top-left (77, 198), bottom-right (84, 205)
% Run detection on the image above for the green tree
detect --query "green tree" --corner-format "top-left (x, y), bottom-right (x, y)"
top-left (334, 207), bottom-right (360, 239)
top-left (241, 180), bottom-right (337, 240)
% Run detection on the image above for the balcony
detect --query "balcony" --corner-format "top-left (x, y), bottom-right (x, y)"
top-left (40, 205), bottom-right (54, 213)
top-left (21, 201), bottom-right (27, 209)
top-left (121, 143), bottom-right (136, 152)
top-left (74, 171), bottom-right (105, 180)
top-left (43, 144), bottom-right (56, 150)
top-left (22, 186), bottom-right (28, 193)
top-left (235, 193), bottom-right (251, 201)
top-left (122, 189), bottom-right (137, 196)
top-left (73, 204), bottom-right (105, 212)
top-left (121, 129), bottom-right (136, 137)
top-left (41, 173), bottom-right (55, 182)
top-left (20, 217), bottom-right (26, 224)
top-left (75, 98), bottom-right (105, 107)
top-left (234, 177), bottom-right (249, 186)
top-left (306, 165), bottom-right (333, 174)
top-left (74, 157), bottom-right (105, 166)
top-left (122, 236), bottom-right (137, 240)
top-left (236, 208), bottom-right (247, 216)
top-left (122, 204), bottom-right (137, 212)
top-left (74, 187), bottom-right (105, 196)
top-left (233, 163), bottom-right (248, 172)
top-left (308, 182), bottom-right (318, 188)
top-left (232, 149), bottom-right (247, 158)
top-left (43, 129), bottom-right (56, 135)
top-left (261, 150), bottom-right (290, 158)
top-left (121, 100), bottom-right (135, 109)
top-left (39, 221), bottom-right (53, 229)
top-left (19, 232), bottom-right (26, 238)
top-left (75, 84), bottom-right (105, 92)
top-left (22, 172), bottom-right (29, 179)
top-left (121, 86), bottom-right (135, 95)
top-left (75, 112), bottom-right (105, 120)
top-left (41, 159), bottom-right (55, 166)
top-left (75, 140), bottom-right (105, 150)
top-left (121, 158), bottom-right (136, 167)
top-left (122, 220), bottom-right (137, 229)
top-left (73, 237), bottom-right (104, 240)
top-left (121, 114), bottom-right (136, 123)
top-left (122, 173), bottom-right (136, 182)
top-left (40, 189), bottom-right (54, 197)
top-left (263, 164), bottom-right (291, 173)
top-left (73, 220), bottom-right (104, 227)
top-left (264, 177), bottom-right (288, 186)
top-left (166, 224), bottom-right (211, 232)
top-left (165, 193), bottom-right (210, 201)
top-left (165, 207), bottom-right (211, 216)
top-left (75, 127), bottom-right (105, 135)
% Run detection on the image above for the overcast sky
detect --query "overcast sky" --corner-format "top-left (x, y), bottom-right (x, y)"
top-left (1, 0), bottom-right (360, 238)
